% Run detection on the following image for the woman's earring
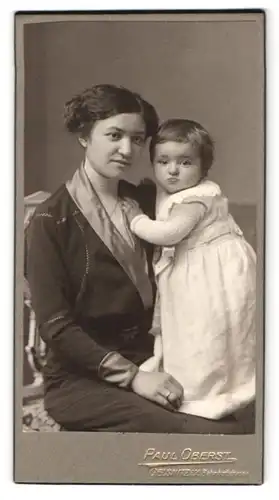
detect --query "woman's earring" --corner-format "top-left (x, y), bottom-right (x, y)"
top-left (78, 137), bottom-right (87, 148)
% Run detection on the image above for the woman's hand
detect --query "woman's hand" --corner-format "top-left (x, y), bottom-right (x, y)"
top-left (131, 370), bottom-right (184, 411)
top-left (122, 198), bottom-right (144, 225)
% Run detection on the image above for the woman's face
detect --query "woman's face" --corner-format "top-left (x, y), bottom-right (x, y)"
top-left (79, 113), bottom-right (146, 179)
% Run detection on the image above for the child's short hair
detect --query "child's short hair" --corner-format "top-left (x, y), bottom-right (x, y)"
top-left (150, 119), bottom-right (214, 176)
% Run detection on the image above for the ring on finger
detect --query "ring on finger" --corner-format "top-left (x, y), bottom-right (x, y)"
top-left (164, 389), bottom-right (172, 401)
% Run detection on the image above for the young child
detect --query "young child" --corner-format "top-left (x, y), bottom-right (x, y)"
top-left (124, 119), bottom-right (256, 420)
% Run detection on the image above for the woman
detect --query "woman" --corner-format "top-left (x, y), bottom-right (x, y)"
top-left (26, 84), bottom-right (251, 433)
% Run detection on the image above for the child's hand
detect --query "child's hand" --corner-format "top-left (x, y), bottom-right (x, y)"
top-left (122, 198), bottom-right (144, 224)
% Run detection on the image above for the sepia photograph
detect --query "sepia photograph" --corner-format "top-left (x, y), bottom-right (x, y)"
top-left (14, 10), bottom-right (265, 484)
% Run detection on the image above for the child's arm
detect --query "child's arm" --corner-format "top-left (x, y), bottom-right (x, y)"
top-left (129, 202), bottom-right (206, 246)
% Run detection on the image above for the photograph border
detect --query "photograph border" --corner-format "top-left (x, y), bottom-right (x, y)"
top-left (14, 9), bottom-right (265, 485)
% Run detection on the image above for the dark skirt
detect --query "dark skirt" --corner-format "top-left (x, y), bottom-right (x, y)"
top-left (44, 374), bottom-right (255, 434)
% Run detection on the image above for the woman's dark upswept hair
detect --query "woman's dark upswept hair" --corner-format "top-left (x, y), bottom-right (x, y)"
top-left (64, 84), bottom-right (159, 139)
top-left (150, 119), bottom-right (215, 177)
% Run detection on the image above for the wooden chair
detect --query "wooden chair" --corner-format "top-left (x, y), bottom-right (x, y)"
top-left (23, 191), bottom-right (61, 432)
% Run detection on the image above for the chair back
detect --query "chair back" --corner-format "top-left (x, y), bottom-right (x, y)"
top-left (24, 191), bottom-right (51, 378)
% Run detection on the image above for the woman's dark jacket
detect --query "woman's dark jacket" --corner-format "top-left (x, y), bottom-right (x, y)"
top-left (26, 176), bottom-right (156, 394)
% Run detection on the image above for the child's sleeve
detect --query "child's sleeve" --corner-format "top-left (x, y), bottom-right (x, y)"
top-left (130, 201), bottom-right (206, 246)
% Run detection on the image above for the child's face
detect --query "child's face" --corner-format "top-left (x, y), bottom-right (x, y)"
top-left (153, 141), bottom-right (202, 194)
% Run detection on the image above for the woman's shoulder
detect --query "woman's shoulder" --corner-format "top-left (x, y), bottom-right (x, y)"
top-left (137, 178), bottom-right (157, 218)
top-left (33, 184), bottom-right (76, 219)
top-left (118, 179), bottom-right (138, 199)
top-left (26, 184), bottom-right (79, 246)
top-left (119, 178), bottom-right (156, 218)
top-left (119, 178), bottom-right (156, 197)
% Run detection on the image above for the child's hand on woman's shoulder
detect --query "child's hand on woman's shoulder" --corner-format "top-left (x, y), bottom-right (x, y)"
top-left (121, 198), bottom-right (144, 224)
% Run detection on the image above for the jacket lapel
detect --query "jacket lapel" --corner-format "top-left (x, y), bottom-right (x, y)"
top-left (66, 166), bottom-right (153, 310)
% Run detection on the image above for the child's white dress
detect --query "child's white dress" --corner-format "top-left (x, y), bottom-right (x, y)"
top-left (138, 180), bottom-right (256, 420)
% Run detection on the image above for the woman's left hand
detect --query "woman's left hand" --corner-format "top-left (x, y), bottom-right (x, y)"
top-left (122, 198), bottom-right (144, 224)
